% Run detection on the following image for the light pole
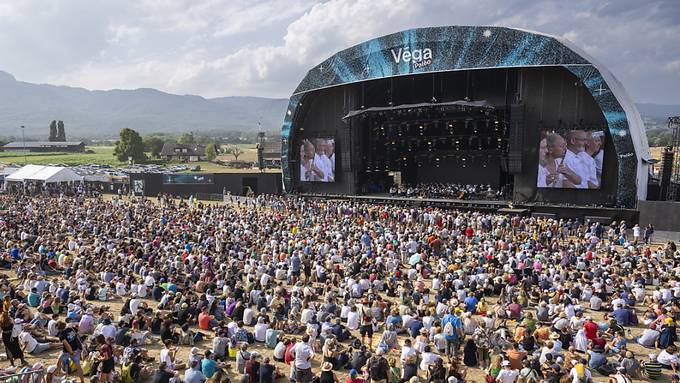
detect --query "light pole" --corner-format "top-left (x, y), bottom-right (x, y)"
top-left (20, 125), bottom-right (26, 164)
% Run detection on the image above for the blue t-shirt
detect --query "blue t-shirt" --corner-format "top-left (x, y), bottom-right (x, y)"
top-left (201, 358), bottom-right (217, 378)
top-left (612, 309), bottom-right (629, 326)
top-left (464, 296), bottom-right (479, 313)
top-left (27, 292), bottom-right (40, 307)
top-left (441, 314), bottom-right (462, 340)
top-left (408, 320), bottom-right (424, 338)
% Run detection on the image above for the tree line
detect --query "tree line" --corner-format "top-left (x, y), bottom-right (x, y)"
top-left (113, 128), bottom-right (250, 163)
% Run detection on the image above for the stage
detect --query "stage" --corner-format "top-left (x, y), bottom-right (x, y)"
top-left (298, 193), bottom-right (638, 223)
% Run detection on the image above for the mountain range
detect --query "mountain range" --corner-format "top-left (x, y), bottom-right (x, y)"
top-left (0, 70), bottom-right (678, 139)
top-left (0, 70), bottom-right (289, 139)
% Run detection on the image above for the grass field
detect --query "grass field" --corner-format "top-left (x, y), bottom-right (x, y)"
top-left (0, 144), bottom-right (280, 173)
top-left (0, 146), bottom-right (126, 167)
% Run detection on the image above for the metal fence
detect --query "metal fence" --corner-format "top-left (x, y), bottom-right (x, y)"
top-left (0, 368), bottom-right (44, 383)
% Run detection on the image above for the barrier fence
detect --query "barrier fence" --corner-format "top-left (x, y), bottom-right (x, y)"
top-left (0, 368), bottom-right (44, 383)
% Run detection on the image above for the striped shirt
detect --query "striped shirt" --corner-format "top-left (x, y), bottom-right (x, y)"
top-left (642, 361), bottom-right (662, 379)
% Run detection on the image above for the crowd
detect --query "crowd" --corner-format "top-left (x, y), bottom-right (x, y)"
top-left (0, 192), bottom-right (677, 383)
top-left (388, 183), bottom-right (510, 200)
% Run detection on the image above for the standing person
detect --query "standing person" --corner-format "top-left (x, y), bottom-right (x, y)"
top-left (359, 300), bottom-right (374, 350)
top-left (293, 334), bottom-right (315, 383)
top-left (96, 334), bottom-right (115, 382)
top-left (1, 311), bottom-right (27, 367)
top-left (644, 224), bottom-right (654, 244)
top-left (441, 309), bottom-right (462, 357)
top-left (57, 322), bottom-right (85, 383)
top-left (367, 348), bottom-right (389, 383)
top-left (259, 356), bottom-right (276, 383)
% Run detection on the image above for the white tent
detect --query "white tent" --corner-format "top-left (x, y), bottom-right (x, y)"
top-left (5, 165), bottom-right (83, 183)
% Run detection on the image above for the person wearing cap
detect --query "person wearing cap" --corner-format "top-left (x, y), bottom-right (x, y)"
top-left (495, 360), bottom-right (518, 383)
top-left (346, 368), bottom-right (365, 383)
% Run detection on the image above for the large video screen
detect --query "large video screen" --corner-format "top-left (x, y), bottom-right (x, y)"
top-left (537, 130), bottom-right (604, 189)
top-left (299, 137), bottom-right (335, 182)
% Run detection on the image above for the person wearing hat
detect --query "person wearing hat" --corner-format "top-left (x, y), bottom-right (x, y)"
top-left (659, 316), bottom-right (677, 349)
top-left (318, 361), bottom-right (340, 383)
top-left (495, 360), bottom-right (518, 383)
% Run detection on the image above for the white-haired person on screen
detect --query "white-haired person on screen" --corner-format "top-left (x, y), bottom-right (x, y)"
top-left (563, 130), bottom-right (597, 189)
top-left (537, 137), bottom-right (550, 187)
top-left (326, 139), bottom-right (335, 181)
top-left (300, 140), bottom-right (324, 181)
top-left (544, 132), bottom-right (580, 188)
top-left (586, 131), bottom-right (604, 184)
top-left (313, 138), bottom-right (333, 182)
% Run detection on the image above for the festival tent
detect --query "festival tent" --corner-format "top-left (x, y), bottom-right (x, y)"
top-left (5, 165), bottom-right (83, 183)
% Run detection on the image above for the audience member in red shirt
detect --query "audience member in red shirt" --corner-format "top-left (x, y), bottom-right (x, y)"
top-left (584, 317), bottom-right (598, 340)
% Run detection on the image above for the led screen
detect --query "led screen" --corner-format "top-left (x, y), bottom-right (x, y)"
top-left (537, 130), bottom-right (604, 189)
top-left (299, 137), bottom-right (335, 182)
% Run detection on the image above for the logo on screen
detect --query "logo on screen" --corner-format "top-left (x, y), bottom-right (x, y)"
top-left (390, 47), bottom-right (432, 69)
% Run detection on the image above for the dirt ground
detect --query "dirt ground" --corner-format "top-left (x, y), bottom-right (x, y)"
top-left (0, 200), bottom-right (674, 382)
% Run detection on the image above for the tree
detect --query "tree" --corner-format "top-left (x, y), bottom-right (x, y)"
top-left (114, 128), bottom-right (146, 163)
top-left (144, 136), bottom-right (165, 158)
top-left (179, 132), bottom-right (196, 145)
top-left (56, 121), bottom-right (66, 141)
top-left (205, 142), bottom-right (218, 161)
top-left (224, 145), bottom-right (244, 161)
top-left (48, 121), bottom-right (57, 141)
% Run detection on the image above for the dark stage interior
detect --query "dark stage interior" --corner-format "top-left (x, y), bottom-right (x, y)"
top-left (291, 66), bottom-right (618, 208)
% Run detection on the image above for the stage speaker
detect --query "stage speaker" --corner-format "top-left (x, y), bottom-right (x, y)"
top-left (340, 127), bottom-right (352, 172)
top-left (507, 103), bottom-right (525, 174)
top-left (660, 147), bottom-right (674, 200)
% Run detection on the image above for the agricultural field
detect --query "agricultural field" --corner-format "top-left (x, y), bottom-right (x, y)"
top-left (0, 146), bottom-right (126, 167)
top-left (0, 144), bottom-right (280, 173)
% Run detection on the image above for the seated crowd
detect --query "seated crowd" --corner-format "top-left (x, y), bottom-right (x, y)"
top-left (0, 193), bottom-right (677, 383)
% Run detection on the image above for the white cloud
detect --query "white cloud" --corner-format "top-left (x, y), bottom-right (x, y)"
top-left (0, 0), bottom-right (678, 103)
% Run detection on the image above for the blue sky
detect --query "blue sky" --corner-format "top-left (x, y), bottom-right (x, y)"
top-left (0, 0), bottom-right (678, 103)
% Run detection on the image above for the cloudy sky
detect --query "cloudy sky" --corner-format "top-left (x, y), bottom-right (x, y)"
top-left (1, 0), bottom-right (679, 103)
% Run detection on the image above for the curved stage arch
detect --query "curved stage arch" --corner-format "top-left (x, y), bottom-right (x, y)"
top-left (282, 26), bottom-right (649, 208)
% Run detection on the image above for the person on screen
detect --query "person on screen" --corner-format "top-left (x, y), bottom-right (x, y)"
top-left (558, 130), bottom-right (594, 189)
top-left (586, 131), bottom-right (604, 184)
top-left (327, 139), bottom-right (336, 181)
top-left (537, 138), bottom-right (550, 187)
top-left (313, 139), bottom-right (334, 182)
top-left (300, 140), bottom-right (325, 181)
top-left (544, 132), bottom-right (580, 188)
top-left (565, 130), bottom-right (599, 189)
